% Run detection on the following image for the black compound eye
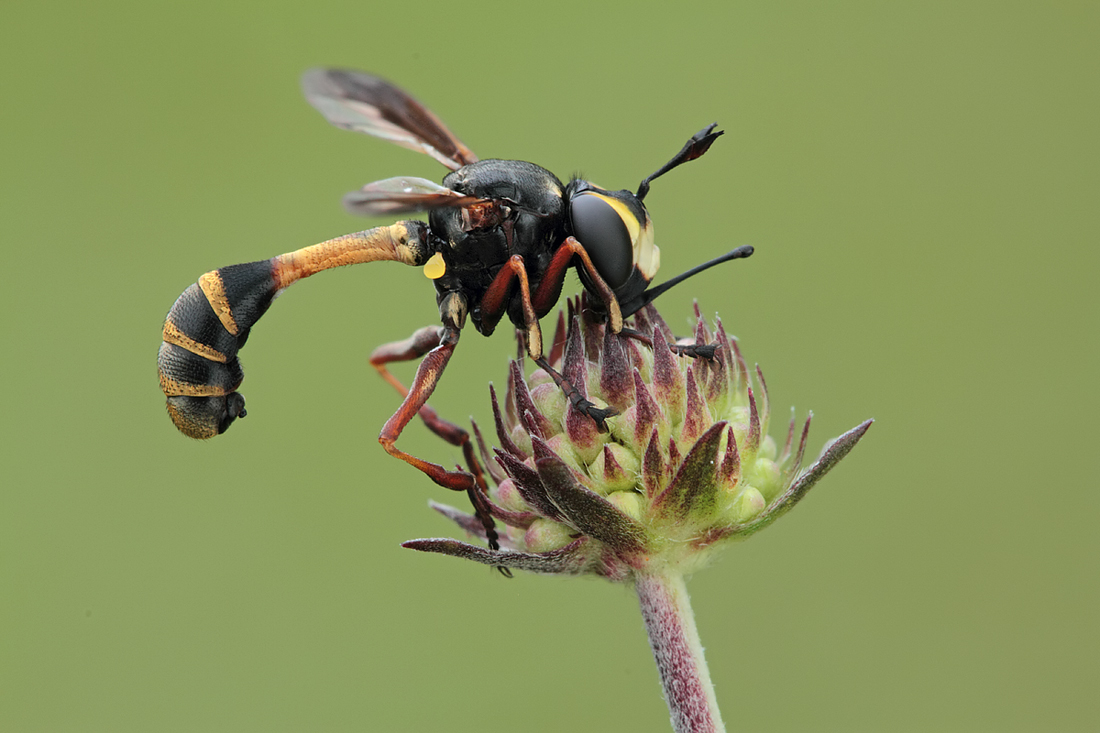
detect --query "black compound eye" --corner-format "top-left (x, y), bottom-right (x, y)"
top-left (569, 191), bottom-right (634, 290)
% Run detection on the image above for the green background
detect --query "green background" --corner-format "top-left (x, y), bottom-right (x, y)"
top-left (2, 1), bottom-right (1096, 731)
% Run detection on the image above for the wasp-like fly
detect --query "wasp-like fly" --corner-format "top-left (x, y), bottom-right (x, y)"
top-left (158, 69), bottom-right (753, 545)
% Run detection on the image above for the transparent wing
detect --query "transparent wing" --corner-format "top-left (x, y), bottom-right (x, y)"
top-left (302, 68), bottom-right (479, 171)
top-left (343, 176), bottom-right (489, 217)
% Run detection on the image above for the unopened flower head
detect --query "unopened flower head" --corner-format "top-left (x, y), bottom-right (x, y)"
top-left (405, 298), bottom-right (872, 580)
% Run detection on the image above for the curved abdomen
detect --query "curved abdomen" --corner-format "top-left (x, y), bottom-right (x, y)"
top-left (158, 222), bottom-right (432, 439)
top-left (158, 261), bottom-right (274, 438)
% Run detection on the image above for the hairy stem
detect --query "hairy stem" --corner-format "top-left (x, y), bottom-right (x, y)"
top-left (635, 571), bottom-right (725, 733)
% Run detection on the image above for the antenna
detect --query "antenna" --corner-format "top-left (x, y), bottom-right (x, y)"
top-left (620, 245), bottom-right (754, 317)
top-left (636, 124), bottom-right (724, 201)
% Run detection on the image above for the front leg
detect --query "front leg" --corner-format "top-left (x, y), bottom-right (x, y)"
top-left (531, 236), bottom-right (623, 334)
top-left (477, 242), bottom-right (622, 430)
top-left (532, 355), bottom-right (617, 433)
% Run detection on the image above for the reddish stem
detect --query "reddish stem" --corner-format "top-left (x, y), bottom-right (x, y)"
top-left (635, 572), bottom-right (725, 733)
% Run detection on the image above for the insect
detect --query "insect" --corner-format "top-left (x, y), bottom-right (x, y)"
top-left (158, 69), bottom-right (753, 538)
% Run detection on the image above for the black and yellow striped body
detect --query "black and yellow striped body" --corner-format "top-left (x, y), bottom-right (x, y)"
top-left (158, 262), bottom-right (272, 438)
top-left (158, 222), bottom-right (432, 438)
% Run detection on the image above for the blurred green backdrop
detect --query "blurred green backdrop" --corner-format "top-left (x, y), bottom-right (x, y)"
top-left (2, 1), bottom-right (1096, 731)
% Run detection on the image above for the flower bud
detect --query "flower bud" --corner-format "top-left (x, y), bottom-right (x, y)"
top-left (405, 300), bottom-right (873, 580)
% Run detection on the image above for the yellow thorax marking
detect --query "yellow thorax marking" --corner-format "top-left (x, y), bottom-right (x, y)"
top-left (424, 252), bottom-right (446, 280)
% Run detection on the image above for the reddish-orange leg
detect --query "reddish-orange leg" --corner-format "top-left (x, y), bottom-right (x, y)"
top-left (476, 237), bottom-right (625, 430)
top-left (371, 251), bottom-right (548, 475)
top-left (370, 325), bottom-right (469, 451)
top-left (369, 252), bottom-right (566, 553)
top-left (370, 321), bottom-right (504, 554)
top-left (477, 255), bottom-right (543, 356)
top-left (369, 236), bottom-right (627, 547)
top-left (531, 236), bottom-right (623, 332)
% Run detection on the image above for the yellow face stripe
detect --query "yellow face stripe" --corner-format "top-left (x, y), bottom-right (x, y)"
top-left (162, 319), bottom-right (228, 363)
top-left (585, 192), bottom-right (642, 248)
top-left (635, 218), bottom-right (660, 280)
top-left (198, 271), bottom-right (239, 336)
top-left (579, 191), bottom-right (661, 279)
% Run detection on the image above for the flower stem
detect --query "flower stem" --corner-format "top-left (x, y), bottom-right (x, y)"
top-left (635, 571), bottom-right (725, 733)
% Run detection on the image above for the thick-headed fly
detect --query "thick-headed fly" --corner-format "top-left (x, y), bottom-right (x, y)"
top-left (158, 69), bottom-right (753, 543)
